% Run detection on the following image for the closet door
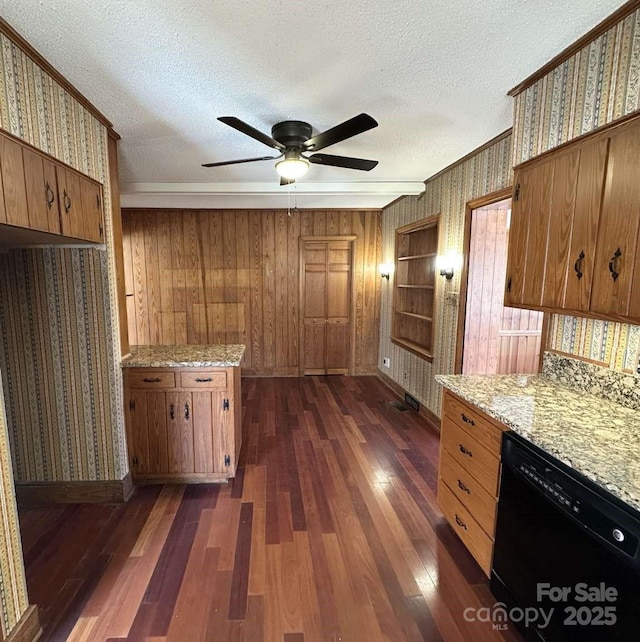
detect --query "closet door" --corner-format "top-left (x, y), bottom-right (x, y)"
top-left (300, 237), bottom-right (354, 375)
top-left (326, 241), bottom-right (352, 374)
top-left (302, 241), bottom-right (328, 375)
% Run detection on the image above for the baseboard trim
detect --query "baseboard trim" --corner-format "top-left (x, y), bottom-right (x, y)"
top-left (6, 605), bottom-right (41, 642)
top-left (376, 368), bottom-right (441, 432)
top-left (15, 472), bottom-right (134, 505)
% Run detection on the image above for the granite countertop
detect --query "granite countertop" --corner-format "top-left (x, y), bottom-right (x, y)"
top-left (122, 345), bottom-right (245, 368)
top-left (436, 374), bottom-right (640, 512)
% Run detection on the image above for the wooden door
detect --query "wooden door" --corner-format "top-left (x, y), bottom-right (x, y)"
top-left (57, 166), bottom-right (84, 239)
top-left (80, 176), bottom-right (104, 242)
top-left (561, 139), bottom-right (609, 312)
top-left (326, 241), bottom-right (352, 374)
top-left (591, 123), bottom-right (640, 317)
top-left (301, 237), bottom-right (354, 375)
top-left (166, 391), bottom-right (195, 473)
top-left (463, 201), bottom-right (543, 375)
top-left (302, 242), bottom-right (328, 375)
top-left (22, 147), bottom-right (61, 233)
top-left (0, 132), bottom-right (29, 228)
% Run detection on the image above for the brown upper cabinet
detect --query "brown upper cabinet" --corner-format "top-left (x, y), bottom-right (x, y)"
top-left (504, 113), bottom-right (640, 324)
top-left (0, 128), bottom-right (104, 244)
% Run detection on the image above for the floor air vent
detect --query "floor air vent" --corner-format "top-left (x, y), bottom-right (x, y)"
top-left (404, 393), bottom-right (420, 412)
top-left (389, 400), bottom-right (411, 411)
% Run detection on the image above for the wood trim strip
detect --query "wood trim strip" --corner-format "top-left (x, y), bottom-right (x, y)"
top-left (0, 18), bottom-right (119, 139)
top-left (425, 129), bottom-right (512, 186)
top-left (376, 367), bottom-right (441, 431)
top-left (108, 136), bottom-right (130, 355)
top-left (455, 187), bottom-right (514, 373)
top-left (14, 473), bottom-right (134, 506)
top-left (5, 605), bottom-right (41, 642)
top-left (508, 0), bottom-right (640, 97)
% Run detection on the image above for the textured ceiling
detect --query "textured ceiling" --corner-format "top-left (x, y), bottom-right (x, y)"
top-left (0, 0), bottom-right (625, 208)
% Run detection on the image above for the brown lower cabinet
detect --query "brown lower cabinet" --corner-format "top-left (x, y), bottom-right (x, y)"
top-left (123, 366), bottom-right (241, 482)
top-left (437, 389), bottom-right (508, 577)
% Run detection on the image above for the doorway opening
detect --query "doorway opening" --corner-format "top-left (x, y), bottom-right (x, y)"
top-left (458, 193), bottom-right (544, 375)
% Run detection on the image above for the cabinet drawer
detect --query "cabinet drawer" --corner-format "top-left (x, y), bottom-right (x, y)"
top-left (441, 417), bottom-right (500, 496)
top-left (179, 371), bottom-right (227, 390)
top-left (443, 391), bottom-right (503, 456)
top-left (440, 451), bottom-right (497, 537)
top-left (127, 371), bottom-right (176, 389)
top-left (438, 479), bottom-right (493, 577)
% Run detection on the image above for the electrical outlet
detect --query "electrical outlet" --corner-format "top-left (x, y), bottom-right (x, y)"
top-left (383, 357), bottom-right (391, 368)
top-left (445, 292), bottom-right (459, 306)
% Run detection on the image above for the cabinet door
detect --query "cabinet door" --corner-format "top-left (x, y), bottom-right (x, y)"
top-left (57, 166), bottom-right (84, 239)
top-left (210, 390), bottom-right (229, 474)
top-left (193, 391), bottom-right (214, 473)
top-left (504, 169), bottom-right (530, 306)
top-left (125, 390), bottom-right (170, 475)
top-left (125, 389), bottom-right (150, 475)
top-left (22, 148), bottom-right (61, 233)
top-left (0, 133), bottom-right (29, 227)
top-left (591, 123), bottom-right (640, 317)
top-left (80, 177), bottom-right (104, 243)
top-left (167, 391), bottom-right (195, 473)
top-left (562, 139), bottom-right (609, 312)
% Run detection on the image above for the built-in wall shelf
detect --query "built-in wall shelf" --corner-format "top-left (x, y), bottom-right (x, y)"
top-left (391, 214), bottom-right (440, 362)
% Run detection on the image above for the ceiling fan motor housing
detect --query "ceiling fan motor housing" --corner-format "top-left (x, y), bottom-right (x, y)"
top-left (271, 121), bottom-right (313, 149)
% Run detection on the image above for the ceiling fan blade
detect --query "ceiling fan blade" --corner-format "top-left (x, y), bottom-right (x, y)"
top-left (280, 177), bottom-right (296, 186)
top-left (202, 155), bottom-right (279, 168)
top-left (218, 117), bottom-right (285, 151)
top-left (303, 113), bottom-right (378, 152)
top-left (308, 153), bottom-right (378, 171)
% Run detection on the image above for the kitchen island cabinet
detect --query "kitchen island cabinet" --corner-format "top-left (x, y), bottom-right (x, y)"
top-left (122, 344), bottom-right (244, 483)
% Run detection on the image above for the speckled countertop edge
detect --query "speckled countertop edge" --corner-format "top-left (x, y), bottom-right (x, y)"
top-left (122, 344), bottom-right (246, 368)
top-left (436, 374), bottom-right (640, 513)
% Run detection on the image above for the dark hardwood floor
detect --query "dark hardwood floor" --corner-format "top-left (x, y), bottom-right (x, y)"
top-left (19, 376), bottom-right (521, 641)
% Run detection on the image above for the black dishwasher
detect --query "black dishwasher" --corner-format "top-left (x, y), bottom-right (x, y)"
top-left (490, 432), bottom-right (640, 641)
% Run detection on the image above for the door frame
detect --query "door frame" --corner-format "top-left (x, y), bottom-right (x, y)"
top-left (299, 235), bottom-right (357, 376)
top-left (454, 187), bottom-right (513, 374)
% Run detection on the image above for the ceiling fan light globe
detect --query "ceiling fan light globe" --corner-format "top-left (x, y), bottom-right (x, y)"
top-left (276, 157), bottom-right (309, 179)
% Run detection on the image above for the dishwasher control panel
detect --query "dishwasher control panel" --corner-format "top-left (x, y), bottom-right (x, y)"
top-left (518, 460), bottom-right (580, 513)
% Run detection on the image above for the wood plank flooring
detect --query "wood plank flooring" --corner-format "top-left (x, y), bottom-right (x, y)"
top-left (19, 376), bottom-right (521, 641)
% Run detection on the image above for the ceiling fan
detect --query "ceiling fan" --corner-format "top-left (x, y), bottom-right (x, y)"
top-left (202, 113), bottom-right (379, 185)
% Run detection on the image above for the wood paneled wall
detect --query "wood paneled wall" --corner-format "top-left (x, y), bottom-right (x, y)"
top-left (122, 209), bottom-right (382, 375)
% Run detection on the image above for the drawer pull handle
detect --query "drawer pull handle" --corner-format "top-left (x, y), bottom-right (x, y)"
top-left (574, 250), bottom-right (585, 280)
top-left (608, 247), bottom-right (621, 282)
top-left (169, 404), bottom-right (175, 420)
top-left (184, 403), bottom-right (190, 420)
top-left (142, 377), bottom-right (161, 383)
top-left (45, 182), bottom-right (55, 209)
top-left (457, 479), bottom-right (471, 494)
top-left (63, 189), bottom-right (72, 213)
top-left (455, 514), bottom-right (468, 531)
top-left (195, 377), bottom-right (213, 383)
top-left (459, 444), bottom-right (473, 457)
top-left (461, 413), bottom-right (475, 426)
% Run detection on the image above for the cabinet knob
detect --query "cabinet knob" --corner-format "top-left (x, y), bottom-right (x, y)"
top-left (184, 402), bottom-right (190, 420)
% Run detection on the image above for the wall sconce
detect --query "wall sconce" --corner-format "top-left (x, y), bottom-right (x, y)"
top-left (436, 252), bottom-right (460, 281)
top-left (378, 263), bottom-right (392, 280)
